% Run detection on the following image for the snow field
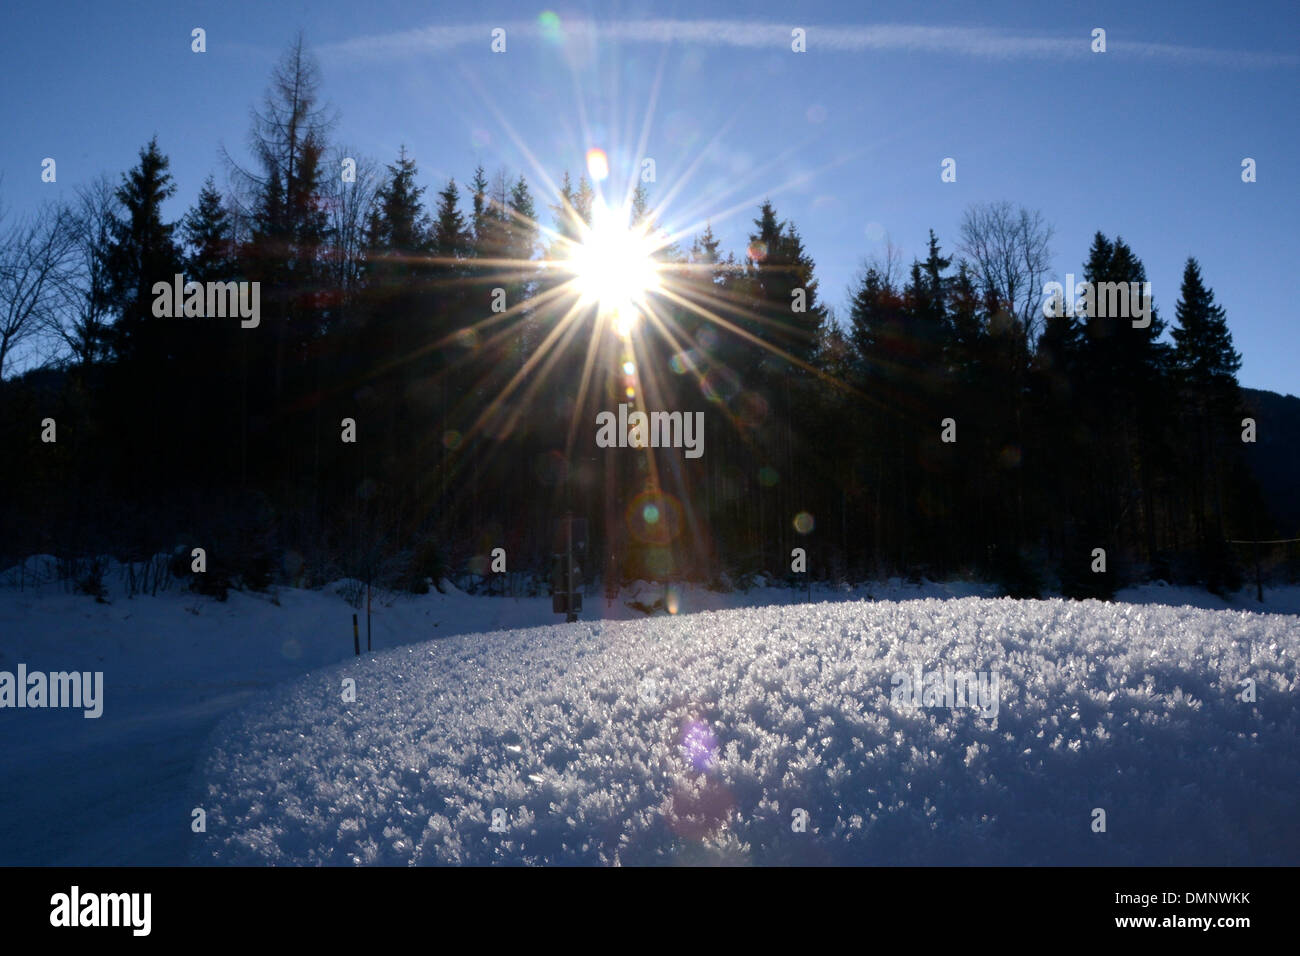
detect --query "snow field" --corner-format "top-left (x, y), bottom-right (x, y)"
top-left (194, 597), bottom-right (1299, 865)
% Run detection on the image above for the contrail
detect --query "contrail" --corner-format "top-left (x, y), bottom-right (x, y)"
top-left (320, 19), bottom-right (1297, 69)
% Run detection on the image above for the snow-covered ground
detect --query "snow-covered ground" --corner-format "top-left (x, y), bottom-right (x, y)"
top-left (2, 559), bottom-right (1297, 865)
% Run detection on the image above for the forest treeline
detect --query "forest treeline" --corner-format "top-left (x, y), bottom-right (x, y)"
top-left (0, 37), bottom-right (1285, 600)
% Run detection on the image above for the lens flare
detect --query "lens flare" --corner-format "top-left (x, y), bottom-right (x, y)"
top-left (538, 10), bottom-right (563, 42)
top-left (586, 147), bottom-right (610, 182)
top-left (627, 489), bottom-right (682, 544)
top-left (701, 366), bottom-right (740, 403)
top-left (794, 511), bottom-right (815, 534)
top-left (680, 720), bottom-right (718, 772)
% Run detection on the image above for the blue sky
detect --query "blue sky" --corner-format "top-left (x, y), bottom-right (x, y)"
top-left (2, 0), bottom-right (1296, 394)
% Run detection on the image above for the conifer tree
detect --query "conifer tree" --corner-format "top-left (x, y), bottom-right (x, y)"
top-left (1173, 257), bottom-right (1242, 394)
top-left (1172, 257), bottom-right (1248, 588)
top-left (104, 136), bottom-right (182, 363)
top-left (182, 176), bottom-right (235, 281)
top-left (432, 179), bottom-right (469, 262)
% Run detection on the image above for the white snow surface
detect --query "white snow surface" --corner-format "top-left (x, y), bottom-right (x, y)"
top-left (194, 596), bottom-right (1300, 866)
top-left (0, 567), bottom-right (990, 865)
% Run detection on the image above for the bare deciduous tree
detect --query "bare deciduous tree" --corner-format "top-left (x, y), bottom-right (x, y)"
top-left (958, 201), bottom-right (1054, 342)
top-left (0, 200), bottom-right (77, 377)
top-left (51, 175), bottom-right (120, 366)
top-left (321, 145), bottom-right (378, 325)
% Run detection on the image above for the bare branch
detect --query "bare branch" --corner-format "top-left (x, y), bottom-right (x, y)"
top-left (958, 200), bottom-right (1054, 342)
top-left (0, 202), bottom-right (78, 377)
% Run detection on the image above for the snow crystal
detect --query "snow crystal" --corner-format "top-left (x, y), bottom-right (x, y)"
top-left (195, 597), bottom-right (1300, 865)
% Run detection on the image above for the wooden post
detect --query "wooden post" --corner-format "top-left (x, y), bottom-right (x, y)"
top-left (352, 613), bottom-right (360, 656)
top-left (566, 513), bottom-right (576, 623)
top-left (1254, 541), bottom-right (1264, 604)
top-left (1252, 513), bottom-right (1264, 603)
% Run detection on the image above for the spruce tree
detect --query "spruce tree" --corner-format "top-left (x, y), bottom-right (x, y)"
top-left (182, 176), bottom-right (235, 281)
top-left (469, 165), bottom-right (490, 250)
top-left (744, 200), bottom-right (829, 370)
top-left (1173, 257), bottom-right (1241, 391)
top-left (104, 136), bottom-right (182, 363)
top-left (1172, 257), bottom-right (1247, 590)
top-left (432, 179), bottom-right (469, 261)
top-left (365, 146), bottom-right (429, 287)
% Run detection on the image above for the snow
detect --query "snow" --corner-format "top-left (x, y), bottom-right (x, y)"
top-left (2, 561), bottom-right (1297, 865)
top-left (195, 596), bottom-right (1298, 866)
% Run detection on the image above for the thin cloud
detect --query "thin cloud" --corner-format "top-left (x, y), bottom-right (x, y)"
top-left (320, 19), bottom-right (1298, 69)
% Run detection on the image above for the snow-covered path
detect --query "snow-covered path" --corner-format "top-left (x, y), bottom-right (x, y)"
top-left (1, 580), bottom-right (567, 864)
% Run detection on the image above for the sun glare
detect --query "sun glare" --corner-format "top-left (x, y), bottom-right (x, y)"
top-left (568, 201), bottom-right (662, 327)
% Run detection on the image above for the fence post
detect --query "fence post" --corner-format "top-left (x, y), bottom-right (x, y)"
top-left (1254, 540), bottom-right (1263, 603)
top-left (352, 612), bottom-right (360, 656)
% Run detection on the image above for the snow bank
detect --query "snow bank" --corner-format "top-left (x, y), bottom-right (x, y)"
top-left (195, 597), bottom-right (1299, 865)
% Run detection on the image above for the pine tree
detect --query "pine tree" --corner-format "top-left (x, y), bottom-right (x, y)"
top-left (429, 177), bottom-right (471, 394)
top-left (630, 182), bottom-right (650, 226)
top-left (469, 165), bottom-right (490, 249)
top-left (905, 231), bottom-right (953, 395)
top-left (1078, 232), bottom-right (1173, 571)
top-left (467, 165), bottom-right (512, 281)
top-left (682, 223), bottom-right (728, 335)
top-left (549, 171), bottom-right (577, 245)
top-left (573, 175), bottom-right (594, 228)
top-left (182, 176), bottom-right (235, 282)
top-left (506, 176), bottom-right (537, 262)
top-left (231, 33), bottom-right (336, 494)
top-left (104, 136), bottom-right (182, 363)
top-left (173, 176), bottom-right (241, 484)
top-left (95, 137), bottom-right (189, 511)
top-left (690, 222), bottom-right (721, 268)
top-left (431, 179), bottom-right (469, 261)
top-left (1173, 257), bottom-right (1241, 391)
top-left (737, 201), bottom-right (831, 574)
top-left (366, 147), bottom-right (428, 270)
top-left (743, 200), bottom-right (829, 370)
top-left (1172, 257), bottom-right (1247, 590)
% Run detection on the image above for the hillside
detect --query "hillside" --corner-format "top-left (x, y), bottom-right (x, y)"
top-left (1242, 387), bottom-right (1300, 537)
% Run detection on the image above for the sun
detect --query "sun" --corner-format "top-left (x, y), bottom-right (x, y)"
top-left (567, 199), bottom-right (662, 331)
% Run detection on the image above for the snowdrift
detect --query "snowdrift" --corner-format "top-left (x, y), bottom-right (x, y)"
top-left (195, 597), bottom-right (1299, 865)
